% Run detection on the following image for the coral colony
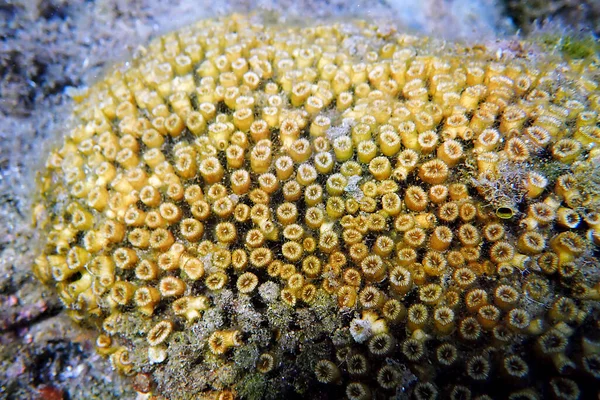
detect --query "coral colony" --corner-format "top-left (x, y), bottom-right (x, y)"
top-left (32, 14), bottom-right (600, 400)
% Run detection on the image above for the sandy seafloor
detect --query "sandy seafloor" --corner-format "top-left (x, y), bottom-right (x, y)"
top-left (0, 0), bottom-right (594, 398)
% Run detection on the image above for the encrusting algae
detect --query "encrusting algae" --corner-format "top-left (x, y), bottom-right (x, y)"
top-left (31, 13), bottom-right (600, 400)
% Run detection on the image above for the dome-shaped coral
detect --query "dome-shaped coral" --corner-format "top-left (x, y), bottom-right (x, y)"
top-left (32, 13), bottom-right (600, 399)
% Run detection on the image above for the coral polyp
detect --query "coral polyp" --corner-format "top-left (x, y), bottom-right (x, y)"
top-left (32, 13), bottom-right (600, 399)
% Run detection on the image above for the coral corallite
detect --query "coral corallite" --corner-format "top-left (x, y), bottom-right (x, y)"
top-left (32, 13), bottom-right (600, 400)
